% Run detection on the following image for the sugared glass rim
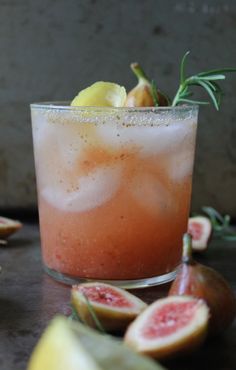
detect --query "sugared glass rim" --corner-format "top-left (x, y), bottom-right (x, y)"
top-left (30, 101), bottom-right (198, 113)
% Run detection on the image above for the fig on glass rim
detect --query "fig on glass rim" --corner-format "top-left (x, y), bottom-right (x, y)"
top-left (169, 233), bottom-right (236, 334)
top-left (124, 295), bottom-right (209, 360)
top-left (125, 63), bottom-right (169, 107)
top-left (188, 216), bottom-right (212, 252)
top-left (71, 282), bottom-right (147, 332)
top-left (0, 216), bottom-right (22, 240)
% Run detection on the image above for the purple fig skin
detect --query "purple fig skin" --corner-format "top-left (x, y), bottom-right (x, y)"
top-left (169, 234), bottom-right (236, 334)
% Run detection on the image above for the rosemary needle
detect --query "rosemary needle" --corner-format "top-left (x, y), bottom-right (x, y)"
top-left (172, 51), bottom-right (236, 109)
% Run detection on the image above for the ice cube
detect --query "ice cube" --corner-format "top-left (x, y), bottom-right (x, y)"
top-left (130, 172), bottom-right (171, 215)
top-left (33, 116), bottom-right (86, 180)
top-left (96, 123), bottom-right (129, 150)
top-left (166, 149), bottom-right (194, 182)
top-left (137, 121), bottom-right (196, 158)
top-left (56, 123), bottom-right (85, 169)
top-left (41, 165), bottom-right (122, 212)
top-left (32, 119), bottom-right (60, 186)
top-left (97, 120), bottom-right (196, 157)
top-left (32, 112), bottom-right (55, 149)
top-left (97, 123), bottom-right (162, 152)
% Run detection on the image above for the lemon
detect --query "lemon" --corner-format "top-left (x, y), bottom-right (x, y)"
top-left (27, 316), bottom-right (102, 370)
top-left (71, 81), bottom-right (127, 107)
top-left (28, 315), bottom-right (164, 370)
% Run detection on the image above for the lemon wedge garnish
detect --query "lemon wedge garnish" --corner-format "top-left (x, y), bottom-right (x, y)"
top-left (27, 316), bottom-right (102, 370)
top-left (71, 81), bottom-right (127, 107)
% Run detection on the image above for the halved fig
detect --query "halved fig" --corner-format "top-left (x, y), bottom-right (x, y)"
top-left (124, 296), bottom-right (209, 360)
top-left (0, 216), bottom-right (22, 239)
top-left (71, 282), bottom-right (147, 332)
top-left (188, 216), bottom-right (212, 252)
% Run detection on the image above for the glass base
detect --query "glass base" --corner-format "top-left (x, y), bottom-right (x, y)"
top-left (44, 265), bottom-right (177, 289)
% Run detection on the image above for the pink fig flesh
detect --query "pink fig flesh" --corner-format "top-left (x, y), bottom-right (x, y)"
top-left (124, 296), bottom-right (209, 359)
top-left (188, 216), bottom-right (212, 251)
top-left (71, 282), bottom-right (147, 332)
top-left (142, 300), bottom-right (200, 338)
top-left (75, 284), bottom-right (135, 308)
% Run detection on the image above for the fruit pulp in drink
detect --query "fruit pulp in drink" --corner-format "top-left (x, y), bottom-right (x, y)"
top-left (32, 107), bottom-right (197, 280)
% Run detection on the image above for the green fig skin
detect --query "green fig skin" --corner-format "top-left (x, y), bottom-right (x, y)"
top-left (169, 234), bottom-right (236, 335)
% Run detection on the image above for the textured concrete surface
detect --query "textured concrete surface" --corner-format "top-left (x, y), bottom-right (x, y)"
top-left (0, 223), bottom-right (235, 369)
top-left (0, 0), bottom-right (236, 214)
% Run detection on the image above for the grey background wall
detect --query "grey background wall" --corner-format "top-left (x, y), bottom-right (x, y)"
top-left (0, 0), bottom-right (235, 214)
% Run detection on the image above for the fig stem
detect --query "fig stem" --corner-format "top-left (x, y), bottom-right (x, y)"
top-left (182, 233), bottom-right (193, 263)
top-left (130, 63), bottom-right (150, 84)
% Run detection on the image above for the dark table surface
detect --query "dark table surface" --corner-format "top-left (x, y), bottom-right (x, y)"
top-left (0, 222), bottom-right (235, 370)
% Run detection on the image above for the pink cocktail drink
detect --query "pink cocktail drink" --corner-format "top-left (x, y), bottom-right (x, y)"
top-left (31, 105), bottom-right (198, 287)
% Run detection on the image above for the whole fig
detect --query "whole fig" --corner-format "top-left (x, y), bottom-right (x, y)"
top-left (125, 63), bottom-right (169, 107)
top-left (169, 234), bottom-right (236, 334)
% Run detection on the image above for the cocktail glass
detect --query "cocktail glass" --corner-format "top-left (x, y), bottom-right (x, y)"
top-left (31, 103), bottom-right (198, 288)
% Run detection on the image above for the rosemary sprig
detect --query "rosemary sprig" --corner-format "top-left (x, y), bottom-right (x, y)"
top-left (82, 293), bottom-right (106, 334)
top-left (151, 80), bottom-right (159, 106)
top-left (69, 296), bottom-right (105, 334)
top-left (202, 206), bottom-right (236, 241)
top-left (172, 51), bottom-right (236, 109)
top-left (69, 304), bottom-right (84, 323)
